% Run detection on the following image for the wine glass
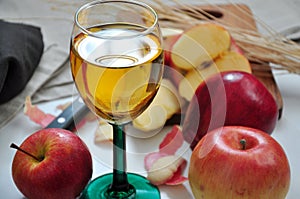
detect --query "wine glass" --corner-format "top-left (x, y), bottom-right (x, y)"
top-left (70, 0), bottom-right (164, 198)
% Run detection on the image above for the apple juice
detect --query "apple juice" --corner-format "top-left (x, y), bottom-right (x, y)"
top-left (70, 23), bottom-right (164, 124)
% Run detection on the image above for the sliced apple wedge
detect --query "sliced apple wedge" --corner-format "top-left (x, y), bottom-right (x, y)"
top-left (133, 79), bottom-right (184, 131)
top-left (178, 63), bottom-right (216, 101)
top-left (170, 23), bottom-right (231, 70)
top-left (230, 37), bottom-right (244, 55)
top-left (94, 121), bottom-right (113, 143)
top-left (214, 51), bottom-right (251, 73)
top-left (179, 51), bottom-right (251, 101)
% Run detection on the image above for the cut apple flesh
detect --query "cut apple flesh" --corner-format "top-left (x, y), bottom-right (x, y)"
top-left (179, 51), bottom-right (251, 101)
top-left (147, 155), bottom-right (186, 185)
top-left (133, 79), bottom-right (183, 131)
top-left (179, 65), bottom-right (212, 102)
top-left (214, 51), bottom-right (251, 73)
top-left (170, 23), bottom-right (231, 70)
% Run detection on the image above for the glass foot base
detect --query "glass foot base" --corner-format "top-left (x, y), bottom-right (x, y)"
top-left (80, 173), bottom-right (160, 199)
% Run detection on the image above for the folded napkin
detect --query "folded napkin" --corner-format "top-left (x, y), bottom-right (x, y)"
top-left (0, 20), bottom-right (44, 104)
top-left (0, 18), bottom-right (71, 129)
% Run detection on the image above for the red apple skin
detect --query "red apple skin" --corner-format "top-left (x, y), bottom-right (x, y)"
top-left (189, 126), bottom-right (290, 199)
top-left (164, 34), bottom-right (181, 67)
top-left (230, 36), bottom-right (244, 55)
top-left (163, 34), bottom-right (184, 87)
top-left (182, 71), bottom-right (279, 150)
top-left (11, 128), bottom-right (93, 199)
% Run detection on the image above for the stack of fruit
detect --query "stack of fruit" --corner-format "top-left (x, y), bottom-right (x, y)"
top-left (143, 23), bottom-right (291, 199)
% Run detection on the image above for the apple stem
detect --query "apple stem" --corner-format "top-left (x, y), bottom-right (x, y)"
top-left (240, 139), bottom-right (246, 150)
top-left (10, 143), bottom-right (42, 162)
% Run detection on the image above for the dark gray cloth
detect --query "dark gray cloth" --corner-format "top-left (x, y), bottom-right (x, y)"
top-left (0, 20), bottom-right (44, 104)
top-left (0, 1), bottom-right (73, 129)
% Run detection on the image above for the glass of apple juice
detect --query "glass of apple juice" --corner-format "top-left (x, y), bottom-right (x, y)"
top-left (70, 0), bottom-right (164, 198)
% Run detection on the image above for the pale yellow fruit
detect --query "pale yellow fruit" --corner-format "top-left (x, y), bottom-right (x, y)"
top-left (179, 51), bottom-right (251, 101)
top-left (147, 155), bottom-right (185, 185)
top-left (171, 23), bottom-right (231, 70)
top-left (133, 79), bottom-right (183, 132)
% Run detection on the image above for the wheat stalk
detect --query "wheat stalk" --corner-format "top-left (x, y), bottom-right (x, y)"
top-left (144, 0), bottom-right (300, 75)
top-left (43, 0), bottom-right (300, 74)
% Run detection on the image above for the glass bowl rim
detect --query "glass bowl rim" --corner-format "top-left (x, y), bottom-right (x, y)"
top-left (74, 0), bottom-right (159, 40)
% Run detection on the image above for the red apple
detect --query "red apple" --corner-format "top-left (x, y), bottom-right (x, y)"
top-left (11, 128), bottom-right (93, 199)
top-left (182, 71), bottom-right (278, 149)
top-left (189, 126), bottom-right (290, 199)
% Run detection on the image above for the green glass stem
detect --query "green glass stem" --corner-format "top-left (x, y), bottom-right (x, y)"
top-left (79, 123), bottom-right (160, 199)
top-left (107, 124), bottom-right (135, 198)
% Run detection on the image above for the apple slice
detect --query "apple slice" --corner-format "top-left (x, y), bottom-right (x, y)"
top-left (24, 96), bottom-right (55, 128)
top-left (162, 28), bottom-right (182, 67)
top-left (170, 23), bottom-right (231, 70)
top-left (158, 125), bottom-right (184, 155)
top-left (214, 51), bottom-right (251, 72)
top-left (179, 51), bottom-right (251, 101)
top-left (178, 64), bottom-right (213, 102)
top-left (133, 79), bottom-right (184, 131)
top-left (144, 125), bottom-right (187, 186)
top-left (146, 153), bottom-right (187, 186)
top-left (94, 120), bottom-right (113, 143)
top-left (230, 37), bottom-right (245, 55)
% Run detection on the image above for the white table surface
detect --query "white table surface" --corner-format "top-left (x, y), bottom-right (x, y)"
top-left (1, 0), bottom-right (300, 198)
